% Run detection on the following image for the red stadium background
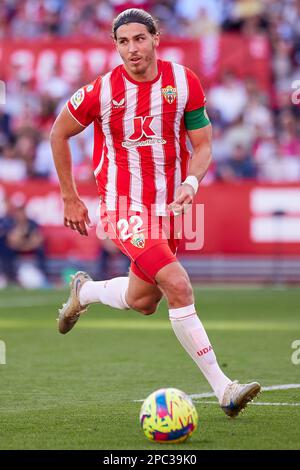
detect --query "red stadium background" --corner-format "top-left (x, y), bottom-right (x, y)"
top-left (0, 35), bottom-right (271, 91)
top-left (1, 181), bottom-right (299, 259)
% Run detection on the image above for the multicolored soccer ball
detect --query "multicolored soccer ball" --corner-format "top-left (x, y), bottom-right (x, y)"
top-left (139, 388), bottom-right (198, 444)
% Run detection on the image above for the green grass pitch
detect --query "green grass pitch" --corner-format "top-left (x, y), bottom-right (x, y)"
top-left (0, 285), bottom-right (299, 450)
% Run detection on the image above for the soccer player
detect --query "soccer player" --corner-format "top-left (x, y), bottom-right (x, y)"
top-left (50, 8), bottom-right (261, 417)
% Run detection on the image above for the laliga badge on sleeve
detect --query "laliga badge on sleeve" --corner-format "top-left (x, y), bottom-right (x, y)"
top-left (70, 88), bottom-right (85, 110)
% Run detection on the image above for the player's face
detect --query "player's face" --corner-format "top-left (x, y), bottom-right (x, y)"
top-left (115, 23), bottom-right (159, 81)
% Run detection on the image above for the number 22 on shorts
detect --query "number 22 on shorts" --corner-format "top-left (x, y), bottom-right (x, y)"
top-left (117, 215), bottom-right (144, 241)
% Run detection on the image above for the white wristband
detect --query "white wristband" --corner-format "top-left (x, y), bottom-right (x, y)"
top-left (181, 175), bottom-right (199, 194)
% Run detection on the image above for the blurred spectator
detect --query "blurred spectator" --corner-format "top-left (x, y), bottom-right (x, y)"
top-left (258, 142), bottom-right (300, 182)
top-left (223, 115), bottom-right (255, 155)
top-left (0, 199), bottom-right (16, 284)
top-left (175, 0), bottom-right (225, 31)
top-left (0, 106), bottom-right (14, 145)
top-left (211, 124), bottom-right (231, 164)
top-left (0, 198), bottom-right (48, 286)
top-left (208, 70), bottom-right (248, 125)
top-left (217, 143), bottom-right (257, 181)
top-left (0, 144), bottom-right (27, 181)
top-left (33, 127), bottom-right (59, 180)
top-left (278, 110), bottom-right (300, 158)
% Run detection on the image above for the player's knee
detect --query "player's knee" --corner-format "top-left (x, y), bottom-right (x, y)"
top-left (163, 276), bottom-right (193, 304)
top-left (139, 305), bottom-right (157, 316)
top-left (129, 299), bottom-right (158, 316)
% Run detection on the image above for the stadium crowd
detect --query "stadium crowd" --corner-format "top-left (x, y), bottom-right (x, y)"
top-left (0, 0), bottom-right (299, 184)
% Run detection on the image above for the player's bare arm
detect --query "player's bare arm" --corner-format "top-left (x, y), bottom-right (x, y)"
top-left (168, 124), bottom-right (212, 214)
top-left (50, 106), bottom-right (91, 236)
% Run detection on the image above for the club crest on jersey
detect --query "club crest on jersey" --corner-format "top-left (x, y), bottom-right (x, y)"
top-left (162, 85), bottom-right (177, 104)
top-left (130, 232), bottom-right (145, 249)
top-left (70, 88), bottom-right (85, 110)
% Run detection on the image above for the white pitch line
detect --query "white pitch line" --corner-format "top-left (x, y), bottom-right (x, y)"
top-left (194, 401), bottom-right (300, 406)
top-left (260, 384), bottom-right (300, 391)
top-left (249, 402), bottom-right (300, 406)
top-left (134, 384), bottom-right (300, 403)
top-left (189, 383), bottom-right (300, 399)
top-left (250, 401), bottom-right (300, 406)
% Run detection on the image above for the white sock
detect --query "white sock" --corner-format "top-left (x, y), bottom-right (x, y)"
top-left (79, 277), bottom-right (130, 310)
top-left (169, 304), bottom-right (231, 401)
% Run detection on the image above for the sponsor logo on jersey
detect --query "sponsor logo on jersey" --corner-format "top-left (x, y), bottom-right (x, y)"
top-left (128, 116), bottom-right (155, 141)
top-left (130, 232), bottom-right (145, 249)
top-left (112, 98), bottom-right (125, 108)
top-left (162, 85), bottom-right (177, 104)
top-left (122, 116), bottom-right (166, 148)
top-left (70, 88), bottom-right (85, 110)
top-left (122, 138), bottom-right (166, 149)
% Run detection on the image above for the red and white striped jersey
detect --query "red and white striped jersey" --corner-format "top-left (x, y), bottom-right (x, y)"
top-left (67, 59), bottom-right (206, 215)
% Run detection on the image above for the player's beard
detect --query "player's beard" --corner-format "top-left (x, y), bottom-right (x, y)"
top-left (130, 56), bottom-right (151, 75)
top-left (124, 45), bottom-right (156, 79)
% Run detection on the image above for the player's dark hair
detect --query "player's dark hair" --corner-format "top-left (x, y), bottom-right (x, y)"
top-left (112, 8), bottom-right (159, 39)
